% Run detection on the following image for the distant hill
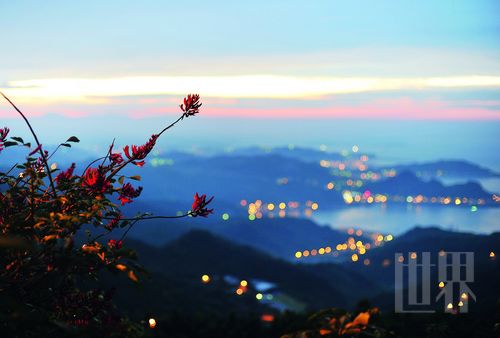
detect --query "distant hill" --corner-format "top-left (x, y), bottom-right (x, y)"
top-left (365, 171), bottom-right (494, 200)
top-left (136, 153), bottom-right (343, 205)
top-left (114, 227), bottom-right (499, 317)
top-left (386, 160), bottom-right (499, 179)
top-left (342, 226), bottom-right (500, 313)
top-left (227, 146), bottom-right (346, 163)
top-left (115, 230), bottom-right (372, 315)
top-left (123, 212), bottom-right (355, 260)
top-left (128, 153), bottom-right (498, 210)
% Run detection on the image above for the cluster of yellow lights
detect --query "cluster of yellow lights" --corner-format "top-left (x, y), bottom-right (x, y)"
top-left (446, 293), bottom-right (470, 310)
top-left (404, 195), bottom-right (484, 206)
top-left (342, 190), bottom-right (389, 205)
top-left (373, 233), bottom-right (392, 247)
top-left (295, 246), bottom-right (332, 258)
top-left (295, 231), bottom-right (393, 261)
top-left (235, 279), bottom-right (248, 296)
top-left (244, 199), bottom-right (319, 220)
top-left (341, 189), bottom-right (485, 207)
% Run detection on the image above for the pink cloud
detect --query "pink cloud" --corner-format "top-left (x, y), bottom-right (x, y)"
top-left (197, 98), bottom-right (500, 120)
top-left (2, 97), bottom-right (499, 120)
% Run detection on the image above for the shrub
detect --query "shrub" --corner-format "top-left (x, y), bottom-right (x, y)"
top-left (0, 93), bottom-right (213, 337)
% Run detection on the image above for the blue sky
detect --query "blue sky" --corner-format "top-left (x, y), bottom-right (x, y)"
top-left (0, 1), bottom-right (499, 165)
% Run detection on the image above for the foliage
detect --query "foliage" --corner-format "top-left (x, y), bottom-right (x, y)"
top-left (0, 93), bottom-right (213, 337)
top-left (282, 307), bottom-right (389, 338)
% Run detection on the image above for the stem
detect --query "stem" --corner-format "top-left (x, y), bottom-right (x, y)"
top-left (157, 115), bottom-right (184, 137)
top-left (102, 212), bottom-right (192, 221)
top-left (47, 144), bottom-right (62, 161)
top-left (1, 92), bottom-right (58, 199)
top-left (101, 138), bottom-right (115, 166)
top-left (0, 162), bottom-right (18, 183)
top-left (120, 219), bottom-right (140, 241)
top-left (107, 114), bottom-right (185, 180)
top-left (82, 156), bottom-right (107, 175)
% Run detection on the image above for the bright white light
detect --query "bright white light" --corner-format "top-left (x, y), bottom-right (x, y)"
top-left (3, 75), bottom-right (500, 102)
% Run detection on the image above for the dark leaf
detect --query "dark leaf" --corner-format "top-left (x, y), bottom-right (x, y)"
top-left (3, 141), bottom-right (18, 147)
top-left (66, 136), bottom-right (80, 143)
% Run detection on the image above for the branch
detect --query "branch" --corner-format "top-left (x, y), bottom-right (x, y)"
top-left (0, 92), bottom-right (58, 199)
top-left (107, 114), bottom-right (185, 180)
top-left (102, 212), bottom-right (192, 222)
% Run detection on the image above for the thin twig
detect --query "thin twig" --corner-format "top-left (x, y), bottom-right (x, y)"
top-left (119, 219), bottom-right (140, 241)
top-left (101, 212), bottom-right (192, 221)
top-left (101, 138), bottom-right (115, 167)
top-left (1, 92), bottom-right (58, 199)
top-left (82, 156), bottom-right (107, 175)
top-left (47, 144), bottom-right (62, 161)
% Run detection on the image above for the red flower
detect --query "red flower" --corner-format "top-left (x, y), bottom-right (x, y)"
top-left (105, 214), bottom-right (122, 231)
top-left (82, 167), bottom-right (111, 193)
top-left (0, 127), bottom-right (8, 139)
top-left (191, 193), bottom-right (214, 217)
top-left (107, 239), bottom-right (122, 250)
top-left (0, 127), bottom-right (9, 152)
top-left (55, 163), bottom-right (76, 185)
top-left (118, 183), bottom-right (143, 205)
top-left (180, 94), bottom-right (201, 118)
top-left (123, 134), bottom-right (158, 167)
top-left (108, 144), bottom-right (124, 165)
top-left (110, 152), bottom-right (124, 165)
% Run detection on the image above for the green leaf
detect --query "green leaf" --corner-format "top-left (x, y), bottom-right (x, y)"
top-left (3, 141), bottom-right (18, 147)
top-left (66, 136), bottom-right (80, 143)
top-left (118, 176), bottom-right (125, 185)
top-left (11, 137), bottom-right (24, 143)
top-left (60, 143), bottom-right (71, 148)
top-left (129, 175), bottom-right (141, 181)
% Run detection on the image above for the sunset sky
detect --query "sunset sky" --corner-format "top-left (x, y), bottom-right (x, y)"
top-left (1, 0), bottom-right (500, 120)
top-left (1, 1), bottom-right (500, 168)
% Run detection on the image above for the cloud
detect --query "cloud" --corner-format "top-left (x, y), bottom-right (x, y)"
top-left (3, 75), bottom-right (500, 103)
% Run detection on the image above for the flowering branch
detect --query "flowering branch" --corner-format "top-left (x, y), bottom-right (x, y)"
top-left (107, 94), bottom-right (202, 180)
top-left (0, 93), bottom-right (212, 335)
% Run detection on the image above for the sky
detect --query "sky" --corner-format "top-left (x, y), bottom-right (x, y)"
top-left (1, 1), bottom-right (500, 163)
